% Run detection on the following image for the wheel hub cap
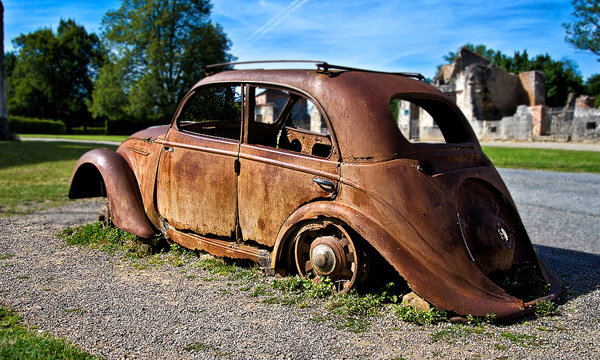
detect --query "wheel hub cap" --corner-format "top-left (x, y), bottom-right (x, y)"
top-left (311, 244), bottom-right (337, 275)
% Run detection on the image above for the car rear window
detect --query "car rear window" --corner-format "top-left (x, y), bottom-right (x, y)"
top-left (391, 96), bottom-right (470, 144)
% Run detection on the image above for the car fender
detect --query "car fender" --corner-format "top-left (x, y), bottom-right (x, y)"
top-left (69, 148), bottom-right (156, 238)
top-left (272, 200), bottom-right (531, 318)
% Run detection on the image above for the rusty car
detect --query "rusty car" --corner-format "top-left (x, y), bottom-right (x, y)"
top-left (69, 61), bottom-right (560, 319)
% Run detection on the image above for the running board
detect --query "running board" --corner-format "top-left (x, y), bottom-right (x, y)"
top-left (165, 225), bottom-right (272, 268)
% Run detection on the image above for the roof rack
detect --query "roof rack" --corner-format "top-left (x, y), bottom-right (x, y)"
top-left (202, 60), bottom-right (425, 81)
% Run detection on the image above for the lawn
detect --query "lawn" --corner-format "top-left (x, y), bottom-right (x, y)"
top-left (18, 134), bottom-right (128, 143)
top-left (0, 307), bottom-right (99, 359)
top-left (481, 146), bottom-right (600, 173)
top-left (0, 141), bottom-right (118, 216)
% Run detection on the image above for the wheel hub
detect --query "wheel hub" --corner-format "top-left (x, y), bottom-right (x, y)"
top-left (311, 244), bottom-right (337, 275)
top-left (309, 236), bottom-right (348, 278)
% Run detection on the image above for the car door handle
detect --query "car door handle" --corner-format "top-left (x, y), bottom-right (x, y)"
top-left (313, 177), bottom-right (336, 194)
top-left (163, 146), bottom-right (174, 152)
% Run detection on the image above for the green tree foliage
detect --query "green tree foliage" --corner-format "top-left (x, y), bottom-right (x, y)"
top-left (91, 0), bottom-right (234, 128)
top-left (563, 0), bottom-right (600, 59)
top-left (7, 19), bottom-right (105, 133)
top-left (442, 44), bottom-right (585, 107)
top-left (586, 73), bottom-right (600, 106)
top-left (4, 51), bottom-right (15, 77)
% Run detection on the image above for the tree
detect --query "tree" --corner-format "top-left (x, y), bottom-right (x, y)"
top-left (442, 43), bottom-right (509, 65)
top-left (586, 73), bottom-right (600, 106)
top-left (0, 0), bottom-right (12, 141)
top-left (442, 44), bottom-right (585, 107)
top-left (91, 0), bottom-right (235, 129)
top-left (7, 19), bottom-right (105, 132)
top-left (563, 0), bottom-right (600, 60)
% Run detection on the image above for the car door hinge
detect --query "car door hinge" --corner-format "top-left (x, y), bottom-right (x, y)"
top-left (234, 158), bottom-right (240, 174)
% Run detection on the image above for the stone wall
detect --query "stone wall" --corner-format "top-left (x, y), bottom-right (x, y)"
top-left (470, 106), bottom-right (533, 141)
top-left (572, 96), bottom-right (600, 141)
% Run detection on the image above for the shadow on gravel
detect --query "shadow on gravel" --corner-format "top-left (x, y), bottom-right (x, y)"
top-left (535, 244), bottom-right (600, 298)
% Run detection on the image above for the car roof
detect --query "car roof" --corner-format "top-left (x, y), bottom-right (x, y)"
top-left (195, 68), bottom-right (479, 162)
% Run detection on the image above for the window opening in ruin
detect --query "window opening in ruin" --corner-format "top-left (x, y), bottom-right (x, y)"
top-left (178, 84), bottom-right (243, 141)
top-left (391, 96), bottom-right (470, 144)
top-left (586, 122), bottom-right (597, 130)
top-left (491, 126), bottom-right (497, 133)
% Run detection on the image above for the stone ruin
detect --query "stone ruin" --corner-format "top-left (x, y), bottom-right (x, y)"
top-left (397, 47), bottom-right (599, 142)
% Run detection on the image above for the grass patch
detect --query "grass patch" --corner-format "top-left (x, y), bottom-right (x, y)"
top-left (500, 331), bottom-right (542, 346)
top-left (393, 305), bottom-right (447, 326)
top-left (59, 222), bottom-right (196, 268)
top-left (0, 306), bottom-right (99, 359)
top-left (0, 141), bottom-right (118, 216)
top-left (482, 146), bottom-right (600, 173)
top-left (60, 222), bottom-right (138, 253)
top-left (535, 300), bottom-right (558, 317)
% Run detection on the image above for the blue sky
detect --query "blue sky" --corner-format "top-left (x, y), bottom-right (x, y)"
top-left (3, 0), bottom-right (598, 80)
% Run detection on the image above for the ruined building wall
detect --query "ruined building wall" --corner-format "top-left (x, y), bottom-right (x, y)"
top-left (405, 47), bottom-right (599, 143)
top-left (573, 96), bottom-right (600, 141)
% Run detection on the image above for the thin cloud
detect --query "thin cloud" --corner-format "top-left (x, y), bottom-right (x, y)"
top-left (246, 0), bottom-right (310, 45)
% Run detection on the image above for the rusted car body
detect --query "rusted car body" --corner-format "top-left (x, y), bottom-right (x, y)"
top-left (70, 62), bottom-right (560, 319)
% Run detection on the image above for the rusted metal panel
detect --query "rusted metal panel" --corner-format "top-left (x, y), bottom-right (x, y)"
top-left (117, 140), bottom-right (165, 230)
top-left (69, 148), bottom-right (155, 238)
top-left (155, 128), bottom-right (239, 238)
top-left (237, 143), bottom-right (339, 247)
top-left (166, 224), bottom-right (271, 267)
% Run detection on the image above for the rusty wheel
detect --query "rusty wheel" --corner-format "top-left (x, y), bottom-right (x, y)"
top-left (293, 220), bottom-right (369, 293)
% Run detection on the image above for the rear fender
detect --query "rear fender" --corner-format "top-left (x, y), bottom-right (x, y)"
top-left (69, 148), bottom-right (156, 238)
top-left (272, 201), bottom-right (532, 318)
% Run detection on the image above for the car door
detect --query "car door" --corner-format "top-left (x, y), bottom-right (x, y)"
top-left (156, 84), bottom-right (243, 238)
top-left (237, 86), bottom-right (340, 247)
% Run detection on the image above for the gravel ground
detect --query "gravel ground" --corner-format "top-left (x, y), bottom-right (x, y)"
top-left (1, 169), bottom-right (599, 359)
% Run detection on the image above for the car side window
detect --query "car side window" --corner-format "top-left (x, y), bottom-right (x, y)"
top-left (178, 85), bottom-right (243, 141)
top-left (249, 87), bottom-right (332, 159)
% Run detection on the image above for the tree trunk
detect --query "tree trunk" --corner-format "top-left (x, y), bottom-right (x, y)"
top-left (0, 1), bottom-right (14, 141)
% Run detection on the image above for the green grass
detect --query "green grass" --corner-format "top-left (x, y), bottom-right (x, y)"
top-left (0, 141), bottom-right (118, 216)
top-left (59, 222), bottom-right (198, 269)
top-left (482, 146), bottom-right (600, 173)
top-left (0, 306), bottom-right (99, 359)
top-left (18, 134), bottom-right (128, 143)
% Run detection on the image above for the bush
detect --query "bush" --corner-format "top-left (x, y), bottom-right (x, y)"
top-left (8, 116), bottom-right (66, 134)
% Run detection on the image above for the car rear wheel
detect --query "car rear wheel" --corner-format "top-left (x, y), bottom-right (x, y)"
top-left (293, 220), bottom-right (370, 293)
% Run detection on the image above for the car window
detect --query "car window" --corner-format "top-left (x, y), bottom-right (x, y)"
top-left (249, 87), bottom-right (332, 159)
top-left (392, 97), bottom-right (470, 144)
top-left (254, 88), bottom-right (288, 124)
top-left (178, 85), bottom-right (243, 141)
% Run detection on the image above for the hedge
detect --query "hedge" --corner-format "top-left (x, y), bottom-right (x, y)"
top-left (8, 116), bottom-right (66, 134)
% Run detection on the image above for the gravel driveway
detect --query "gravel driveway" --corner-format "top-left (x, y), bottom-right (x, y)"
top-left (0, 168), bottom-right (599, 359)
